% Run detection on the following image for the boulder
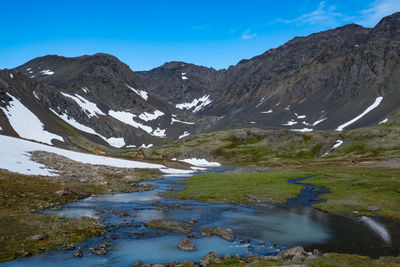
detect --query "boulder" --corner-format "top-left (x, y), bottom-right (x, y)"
top-left (223, 254), bottom-right (231, 260)
top-left (73, 247), bottom-right (83, 257)
top-left (177, 261), bottom-right (196, 267)
top-left (26, 233), bottom-right (48, 242)
top-left (200, 227), bottom-right (234, 241)
top-left (292, 251), bottom-right (305, 263)
top-left (178, 239), bottom-right (195, 251)
top-left (200, 251), bottom-right (222, 266)
top-left (189, 218), bottom-right (198, 224)
top-left (276, 246), bottom-right (306, 260)
top-left (313, 249), bottom-right (323, 257)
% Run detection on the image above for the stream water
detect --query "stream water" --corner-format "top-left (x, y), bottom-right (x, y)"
top-left (2, 168), bottom-right (399, 266)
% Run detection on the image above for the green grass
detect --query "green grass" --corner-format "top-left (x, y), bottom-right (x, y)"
top-left (169, 167), bottom-right (400, 220)
top-left (169, 171), bottom-right (312, 203)
top-left (307, 168), bottom-right (400, 220)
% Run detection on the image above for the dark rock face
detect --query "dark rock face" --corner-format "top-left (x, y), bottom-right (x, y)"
top-left (1, 12), bottom-right (399, 149)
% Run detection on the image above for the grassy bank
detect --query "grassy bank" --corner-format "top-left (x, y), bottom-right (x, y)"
top-left (169, 171), bottom-right (312, 203)
top-left (169, 167), bottom-right (400, 220)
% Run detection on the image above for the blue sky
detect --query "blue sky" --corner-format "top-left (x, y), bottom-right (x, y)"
top-left (1, 0), bottom-right (399, 71)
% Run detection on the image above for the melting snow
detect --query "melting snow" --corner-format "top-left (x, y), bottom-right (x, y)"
top-left (179, 158), bottom-right (221, 167)
top-left (0, 93), bottom-right (63, 145)
top-left (126, 84), bottom-right (148, 101)
top-left (33, 91), bottom-right (40, 100)
top-left (61, 93), bottom-right (105, 118)
top-left (283, 119), bottom-right (298, 126)
top-left (40, 69), bottom-right (54, 75)
top-left (379, 118), bottom-right (388, 124)
top-left (152, 128), bottom-right (166, 138)
top-left (179, 131), bottom-right (190, 139)
top-left (176, 95), bottom-right (212, 113)
top-left (140, 144), bottom-right (154, 149)
top-left (260, 110), bottom-right (273, 114)
top-left (0, 134), bottom-right (192, 176)
top-left (336, 97), bottom-right (383, 131)
top-left (109, 110), bottom-right (166, 138)
top-left (50, 109), bottom-right (125, 148)
top-left (139, 110), bottom-right (165, 122)
top-left (312, 118), bottom-right (327, 126)
top-left (291, 128), bottom-right (313, 132)
top-left (171, 118), bottom-right (195, 125)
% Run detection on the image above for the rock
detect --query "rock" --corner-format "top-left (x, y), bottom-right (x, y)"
top-left (20, 250), bottom-right (32, 257)
top-left (292, 251), bottom-right (305, 263)
top-left (146, 219), bottom-right (191, 235)
top-left (178, 239), bottom-right (195, 251)
top-left (223, 253), bottom-right (231, 260)
top-left (368, 205), bottom-right (379, 211)
top-left (200, 251), bottom-right (222, 266)
top-left (313, 249), bottom-right (323, 257)
top-left (26, 233), bottom-right (48, 242)
top-left (200, 227), bottom-right (234, 241)
top-left (352, 211), bottom-right (359, 214)
top-left (168, 260), bottom-right (178, 267)
top-left (189, 218), bottom-right (198, 224)
top-left (133, 261), bottom-right (143, 267)
top-left (73, 247), bottom-right (83, 257)
top-left (277, 246), bottom-right (306, 260)
top-left (90, 243), bottom-right (111, 255)
top-left (234, 254), bottom-right (241, 260)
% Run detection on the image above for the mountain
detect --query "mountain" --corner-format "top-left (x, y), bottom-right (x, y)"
top-left (1, 12), bottom-right (400, 150)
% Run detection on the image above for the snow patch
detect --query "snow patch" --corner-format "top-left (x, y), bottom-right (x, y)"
top-left (0, 134), bottom-right (192, 176)
top-left (179, 158), bottom-right (221, 167)
top-left (291, 128), bottom-right (313, 132)
top-left (126, 84), bottom-right (148, 101)
top-left (179, 131), bottom-right (190, 139)
top-left (140, 144), bottom-right (153, 149)
top-left (61, 93), bottom-right (105, 118)
top-left (139, 110), bottom-right (165, 122)
top-left (81, 87), bottom-right (90, 93)
top-left (283, 119), bottom-right (298, 126)
top-left (379, 118), bottom-right (388, 124)
top-left (40, 69), bottom-right (54, 75)
top-left (50, 109), bottom-right (125, 148)
top-left (10, 73), bottom-right (13, 79)
top-left (152, 127), bottom-right (166, 138)
top-left (0, 94), bottom-right (63, 145)
top-left (312, 118), bottom-right (327, 126)
top-left (33, 91), bottom-right (40, 100)
top-left (297, 115), bottom-right (306, 119)
top-left (171, 118), bottom-right (195, 125)
top-left (126, 145), bottom-right (136, 148)
top-left (260, 110), bottom-right (273, 114)
top-left (176, 95), bottom-right (212, 113)
top-left (336, 97), bottom-right (383, 131)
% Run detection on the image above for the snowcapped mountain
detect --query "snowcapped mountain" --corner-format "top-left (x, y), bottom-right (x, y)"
top-left (1, 12), bottom-right (400, 150)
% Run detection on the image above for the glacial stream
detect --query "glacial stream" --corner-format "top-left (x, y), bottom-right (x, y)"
top-left (2, 168), bottom-right (400, 266)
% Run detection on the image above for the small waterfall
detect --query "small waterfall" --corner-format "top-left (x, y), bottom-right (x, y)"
top-left (360, 216), bottom-right (391, 244)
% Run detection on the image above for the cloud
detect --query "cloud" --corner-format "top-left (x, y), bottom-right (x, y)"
top-left (357, 0), bottom-right (400, 27)
top-left (241, 29), bottom-right (257, 40)
top-left (278, 1), bottom-right (346, 27)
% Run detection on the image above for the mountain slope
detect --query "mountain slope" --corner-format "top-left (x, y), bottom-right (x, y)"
top-left (1, 12), bottom-right (399, 149)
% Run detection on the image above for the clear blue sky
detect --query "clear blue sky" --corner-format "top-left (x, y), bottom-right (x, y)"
top-left (1, 0), bottom-right (399, 71)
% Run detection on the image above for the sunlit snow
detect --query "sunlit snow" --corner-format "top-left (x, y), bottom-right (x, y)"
top-left (0, 93), bottom-right (63, 145)
top-left (0, 134), bottom-right (192, 176)
top-left (283, 119), bottom-right (298, 126)
top-left (50, 109), bottom-right (125, 148)
top-left (379, 118), bottom-right (388, 124)
top-left (40, 69), bottom-right (54, 75)
top-left (291, 128), bottom-right (313, 132)
top-left (179, 131), bottom-right (190, 139)
top-left (61, 92), bottom-right (105, 118)
top-left (176, 95), bottom-right (212, 113)
top-left (139, 110), bottom-right (165, 122)
top-left (312, 118), bottom-right (327, 126)
top-left (126, 84), bottom-right (148, 101)
top-left (179, 158), bottom-right (221, 167)
top-left (336, 97), bottom-right (383, 131)
top-left (171, 118), bottom-right (195, 125)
